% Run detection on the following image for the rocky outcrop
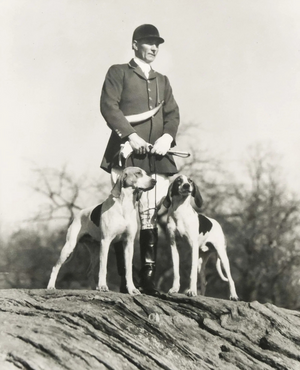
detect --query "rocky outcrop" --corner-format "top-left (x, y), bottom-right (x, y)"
top-left (1, 289), bottom-right (300, 369)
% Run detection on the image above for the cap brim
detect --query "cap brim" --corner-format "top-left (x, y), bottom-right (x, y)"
top-left (135, 36), bottom-right (165, 44)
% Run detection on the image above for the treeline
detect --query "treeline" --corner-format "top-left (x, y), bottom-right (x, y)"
top-left (1, 139), bottom-right (300, 309)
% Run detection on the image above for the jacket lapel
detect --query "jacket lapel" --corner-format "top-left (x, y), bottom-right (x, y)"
top-left (128, 59), bottom-right (157, 80)
top-left (128, 59), bottom-right (145, 79)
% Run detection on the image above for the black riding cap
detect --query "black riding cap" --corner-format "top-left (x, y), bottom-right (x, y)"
top-left (132, 24), bottom-right (165, 44)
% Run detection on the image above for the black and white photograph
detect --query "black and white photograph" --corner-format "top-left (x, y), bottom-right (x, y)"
top-left (1, 0), bottom-right (300, 368)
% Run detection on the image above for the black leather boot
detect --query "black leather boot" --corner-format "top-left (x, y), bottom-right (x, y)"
top-left (114, 241), bottom-right (127, 293)
top-left (139, 228), bottom-right (160, 296)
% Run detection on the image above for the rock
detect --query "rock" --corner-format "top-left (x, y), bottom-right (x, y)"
top-left (0, 289), bottom-right (300, 369)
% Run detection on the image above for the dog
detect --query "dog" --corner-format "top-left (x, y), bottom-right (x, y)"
top-left (163, 175), bottom-right (238, 300)
top-left (47, 167), bottom-right (156, 295)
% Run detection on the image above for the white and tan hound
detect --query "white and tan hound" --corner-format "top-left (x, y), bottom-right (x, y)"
top-left (47, 167), bottom-right (156, 295)
top-left (163, 175), bottom-right (238, 300)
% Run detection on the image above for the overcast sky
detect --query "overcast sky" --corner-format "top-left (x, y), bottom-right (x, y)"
top-left (1, 0), bottom-right (300, 232)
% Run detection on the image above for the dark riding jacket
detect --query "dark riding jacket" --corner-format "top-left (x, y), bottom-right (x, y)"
top-left (100, 59), bottom-right (180, 175)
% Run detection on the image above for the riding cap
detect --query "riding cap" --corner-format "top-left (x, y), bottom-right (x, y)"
top-left (132, 24), bottom-right (165, 44)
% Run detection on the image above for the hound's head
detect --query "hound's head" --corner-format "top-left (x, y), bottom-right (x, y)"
top-left (163, 175), bottom-right (203, 209)
top-left (111, 167), bottom-right (156, 200)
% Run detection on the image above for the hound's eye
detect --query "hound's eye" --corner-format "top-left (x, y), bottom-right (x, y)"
top-left (135, 171), bottom-right (142, 177)
top-left (188, 178), bottom-right (193, 184)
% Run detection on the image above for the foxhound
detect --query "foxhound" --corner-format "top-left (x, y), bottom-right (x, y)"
top-left (47, 167), bottom-right (156, 295)
top-left (163, 175), bottom-right (238, 300)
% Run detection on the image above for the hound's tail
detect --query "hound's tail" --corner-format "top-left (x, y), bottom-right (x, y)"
top-left (216, 258), bottom-right (228, 282)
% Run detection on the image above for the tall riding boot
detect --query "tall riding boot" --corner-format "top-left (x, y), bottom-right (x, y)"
top-left (139, 228), bottom-right (160, 296)
top-left (114, 241), bottom-right (127, 293)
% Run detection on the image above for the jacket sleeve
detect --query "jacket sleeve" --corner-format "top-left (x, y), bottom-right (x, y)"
top-left (100, 65), bottom-right (136, 139)
top-left (162, 76), bottom-right (180, 144)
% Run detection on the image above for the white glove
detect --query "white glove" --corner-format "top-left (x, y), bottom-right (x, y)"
top-left (150, 134), bottom-right (173, 156)
top-left (128, 133), bottom-right (150, 155)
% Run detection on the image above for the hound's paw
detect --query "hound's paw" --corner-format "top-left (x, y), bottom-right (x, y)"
top-left (129, 288), bottom-right (141, 296)
top-left (230, 295), bottom-right (239, 301)
top-left (96, 285), bottom-right (109, 292)
top-left (47, 285), bottom-right (56, 290)
top-left (168, 287), bottom-right (179, 295)
top-left (186, 289), bottom-right (197, 297)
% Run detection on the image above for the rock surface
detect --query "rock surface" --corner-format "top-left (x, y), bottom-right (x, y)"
top-left (1, 289), bottom-right (300, 369)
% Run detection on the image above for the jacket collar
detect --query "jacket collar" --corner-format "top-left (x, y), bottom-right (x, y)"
top-left (128, 58), bottom-right (157, 80)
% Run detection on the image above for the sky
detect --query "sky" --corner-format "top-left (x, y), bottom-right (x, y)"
top-left (1, 0), bottom-right (300, 233)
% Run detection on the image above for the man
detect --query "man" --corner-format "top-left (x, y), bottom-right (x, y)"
top-left (100, 24), bottom-right (180, 295)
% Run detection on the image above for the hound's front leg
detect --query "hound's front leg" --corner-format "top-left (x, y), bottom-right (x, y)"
top-left (167, 224), bottom-right (180, 294)
top-left (187, 241), bottom-right (199, 297)
top-left (97, 238), bottom-right (110, 292)
top-left (169, 240), bottom-right (180, 294)
top-left (124, 238), bottom-right (141, 296)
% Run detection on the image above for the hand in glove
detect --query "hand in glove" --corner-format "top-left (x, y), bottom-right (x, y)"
top-left (150, 134), bottom-right (173, 156)
top-left (128, 133), bottom-right (150, 155)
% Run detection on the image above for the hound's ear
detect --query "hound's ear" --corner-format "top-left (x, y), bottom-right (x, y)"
top-left (111, 173), bottom-right (124, 198)
top-left (191, 181), bottom-right (203, 208)
top-left (162, 182), bottom-right (174, 208)
top-left (135, 188), bottom-right (143, 202)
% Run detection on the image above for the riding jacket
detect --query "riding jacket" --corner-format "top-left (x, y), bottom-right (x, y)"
top-left (100, 59), bottom-right (180, 175)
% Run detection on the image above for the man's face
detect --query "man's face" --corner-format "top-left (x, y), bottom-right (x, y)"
top-left (133, 38), bottom-right (160, 64)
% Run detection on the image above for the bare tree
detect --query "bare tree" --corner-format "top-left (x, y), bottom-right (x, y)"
top-left (29, 165), bottom-right (109, 226)
top-left (229, 144), bottom-right (300, 306)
